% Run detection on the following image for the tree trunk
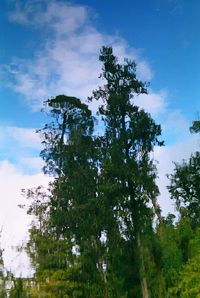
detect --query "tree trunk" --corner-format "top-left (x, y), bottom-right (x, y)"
top-left (137, 232), bottom-right (150, 298)
top-left (92, 237), bottom-right (108, 297)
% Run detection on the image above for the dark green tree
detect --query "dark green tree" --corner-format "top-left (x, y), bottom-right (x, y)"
top-left (90, 46), bottom-right (163, 297)
top-left (35, 95), bottom-right (109, 297)
top-left (190, 119), bottom-right (200, 134)
top-left (168, 152), bottom-right (200, 229)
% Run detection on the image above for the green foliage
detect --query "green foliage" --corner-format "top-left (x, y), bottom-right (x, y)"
top-left (168, 229), bottom-right (200, 298)
top-left (89, 46), bottom-right (164, 297)
top-left (8, 275), bottom-right (29, 298)
top-left (166, 125), bottom-right (200, 296)
top-left (168, 151), bottom-right (200, 228)
top-left (190, 119), bottom-right (200, 134)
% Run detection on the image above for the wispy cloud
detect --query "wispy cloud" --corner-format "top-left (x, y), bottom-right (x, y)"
top-left (162, 109), bottom-right (190, 138)
top-left (5, 0), bottom-right (156, 111)
top-left (6, 126), bottom-right (40, 149)
top-left (0, 125), bottom-right (42, 175)
top-left (8, 0), bottom-right (88, 30)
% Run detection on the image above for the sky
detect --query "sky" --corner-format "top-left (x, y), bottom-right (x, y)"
top-left (0, 0), bottom-right (200, 275)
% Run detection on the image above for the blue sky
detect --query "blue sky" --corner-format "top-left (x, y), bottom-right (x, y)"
top-left (0, 0), bottom-right (200, 274)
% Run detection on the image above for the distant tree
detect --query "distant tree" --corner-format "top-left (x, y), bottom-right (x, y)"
top-left (168, 152), bottom-right (200, 229)
top-left (166, 119), bottom-right (200, 296)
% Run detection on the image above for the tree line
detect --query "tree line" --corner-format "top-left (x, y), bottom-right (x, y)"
top-left (1, 46), bottom-right (200, 297)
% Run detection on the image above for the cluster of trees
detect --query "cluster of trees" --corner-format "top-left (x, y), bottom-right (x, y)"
top-left (1, 47), bottom-right (200, 297)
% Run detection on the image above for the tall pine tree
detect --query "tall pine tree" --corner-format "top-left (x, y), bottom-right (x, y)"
top-left (90, 46), bottom-right (163, 297)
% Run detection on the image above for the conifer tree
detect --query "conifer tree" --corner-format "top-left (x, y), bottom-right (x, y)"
top-left (90, 46), bottom-right (163, 297)
top-left (33, 95), bottom-right (108, 297)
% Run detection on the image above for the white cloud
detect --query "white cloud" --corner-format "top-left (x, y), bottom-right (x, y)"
top-left (134, 89), bottom-right (167, 116)
top-left (0, 160), bottom-right (50, 276)
top-left (5, 0), bottom-right (153, 111)
top-left (9, 0), bottom-right (88, 31)
top-left (9, 10), bottom-right (29, 24)
top-left (6, 126), bottom-right (41, 150)
top-left (19, 156), bottom-right (44, 172)
top-left (162, 109), bottom-right (189, 137)
top-left (137, 60), bottom-right (153, 81)
top-left (0, 125), bottom-right (42, 168)
top-left (0, 126), bottom-right (48, 275)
